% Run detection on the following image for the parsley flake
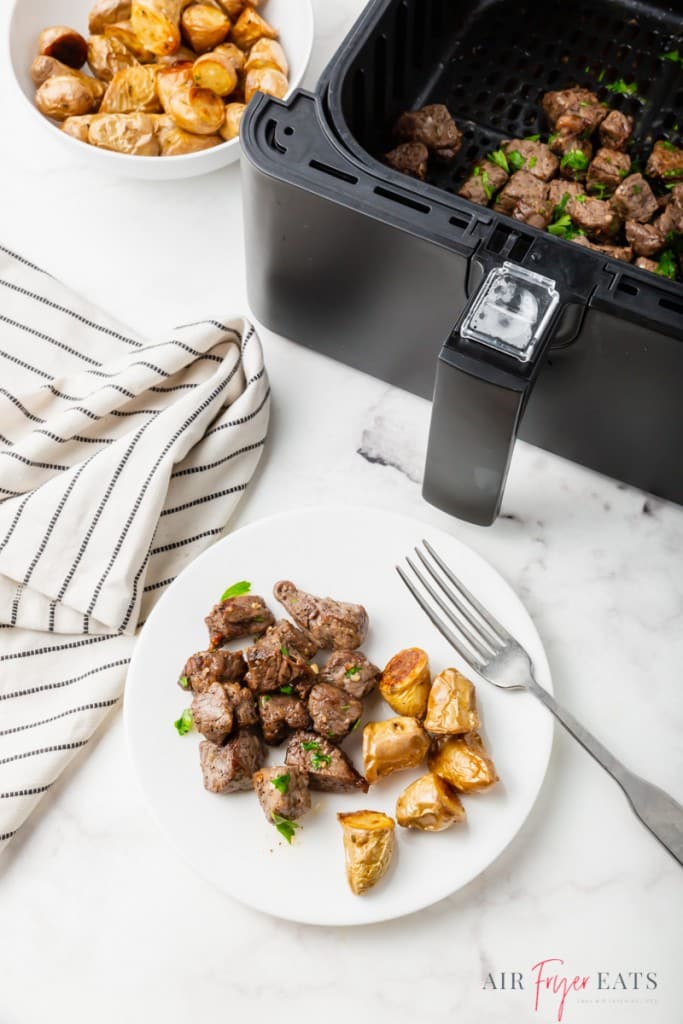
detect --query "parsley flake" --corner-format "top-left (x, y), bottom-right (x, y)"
top-left (524, 133), bottom-right (541, 142)
top-left (561, 148), bottom-right (589, 172)
top-left (174, 708), bottom-right (193, 735)
top-left (272, 813), bottom-right (300, 844)
top-left (591, 182), bottom-right (609, 199)
top-left (606, 78), bottom-right (638, 97)
top-left (660, 140), bottom-right (677, 152)
top-left (311, 752), bottom-right (332, 771)
top-left (507, 149), bottom-right (525, 172)
top-left (488, 149), bottom-right (509, 173)
top-left (660, 49), bottom-right (683, 65)
top-left (656, 249), bottom-right (677, 280)
top-left (351, 717), bottom-right (362, 732)
top-left (280, 646), bottom-right (290, 658)
top-left (220, 580), bottom-right (251, 602)
top-left (344, 665), bottom-right (360, 678)
top-left (279, 684), bottom-right (293, 695)
top-left (301, 740), bottom-right (321, 752)
top-left (548, 214), bottom-right (583, 240)
top-left (178, 675), bottom-right (190, 689)
top-left (271, 773), bottom-right (290, 794)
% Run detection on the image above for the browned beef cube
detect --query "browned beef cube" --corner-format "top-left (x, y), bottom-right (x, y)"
top-left (586, 147), bottom-right (631, 194)
top-left (571, 236), bottom-right (633, 261)
top-left (199, 730), bottom-right (264, 794)
top-left (191, 682), bottom-right (234, 743)
top-left (556, 137), bottom-right (593, 181)
top-left (285, 731), bottom-right (369, 794)
top-left (244, 619), bottom-right (317, 694)
top-left (458, 159), bottom-right (508, 206)
top-left (635, 256), bottom-right (659, 273)
top-left (253, 765), bottom-right (311, 823)
top-left (513, 197), bottom-right (553, 229)
top-left (610, 173), bottom-right (659, 223)
top-left (502, 139), bottom-right (558, 181)
top-left (265, 619), bottom-right (319, 659)
top-left (385, 142), bottom-right (429, 180)
top-left (394, 104), bottom-right (462, 157)
top-left (223, 682), bottom-right (258, 727)
top-left (493, 171), bottom-right (548, 216)
top-left (654, 183), bottom-right (683, 235)
top-left (548, 179), bottom-right (585, 209)
top-left (258, 693), bottom-right (311, 745)
top-left (308, 683), bottom-right (362, 741)
top-left (599, 110), bottom-right (634, 151)
top-left (205, 594), bottom-right (274, 648)
top-left (274, 581), bottom-right (368, 651)
top-left (625, 220), bottom-right (664, 257)
top-left (542, 87), bottom-right (607, 134)
top-left (645, 140), bottom-right (683, 184)
top-left (567, 195), bottom-right (621, 241)
top-left (181, 648), bottom-right (246, 693)
top-left (319, 650), bottom-right (380, 699)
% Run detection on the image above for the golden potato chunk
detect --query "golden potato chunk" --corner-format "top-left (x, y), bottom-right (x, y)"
top-left (62, 113), bottom-right (100, 142)
top-left (154, 114), bottom-right (223, 154)
top-left (215, 42), bottom-right (246, 73)
top-left (131, 0), bottom-right (182, 56)
top-left (244, 66), bottom-right (288, 102)
top-left (89, 112), bottom-right (160, 154)
top-left (215, 0), bottom-right (248, 18)
top-left (156, 61), bottom-right (193, 106)
top-left (100, 65), bottom-right (161, 113)
top-left (396, 772), bottom-right (466, 831)
top-left (429, 732), bottom-right (498, 792)
top-left (338, 810), bottom-right (395, 895)
top-left (246, 38), bottom-right (288, 76)
top-left (424, 668), bottom-right (480, 736)
top-left (231, 6), bottom-right (277, 50)
top-left (192, 50), bottom-right (238, 97)
top-left (363, 716), bottom-right (430, 785)
top-left (165, 82), bottom-right (225, 134)
top-left (219, 101), bottom-right (246, 140)
top-left (103, 21), bottom-right (156, 61)
top-left (379, 647), bottom-right (431, 719)
top-left (181, 4), bottom-right (231, 53)
top-left (89, 0), bottom-right (133, 35)
top-left (38, 26), bottom-right (88, 69)
top-left (35, 75), bottom-right (104, 121)
top-left (87, 34), bottom-right (139, 82)
top-left (31, 56), bottom-right (100, 88)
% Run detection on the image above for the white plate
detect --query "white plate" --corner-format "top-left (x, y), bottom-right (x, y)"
top-left (7, 0), bottom-right (313, 179)
top-left (125, 506), bottom-right (554, 925)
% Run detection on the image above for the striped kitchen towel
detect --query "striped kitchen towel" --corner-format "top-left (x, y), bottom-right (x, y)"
top-left (0, 244), bottom-right (270, 850)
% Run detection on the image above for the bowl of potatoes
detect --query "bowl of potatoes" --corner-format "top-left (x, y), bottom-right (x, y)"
top-left (8, 0), bottom-right (314, 179)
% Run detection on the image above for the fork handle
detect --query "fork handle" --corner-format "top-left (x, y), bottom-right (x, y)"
top-left (528, 679), bottom-right (683, 866)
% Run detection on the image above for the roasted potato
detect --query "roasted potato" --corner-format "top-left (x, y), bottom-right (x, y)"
top-left (338, 810), bottom-right (396, 895)
top-left (87, 34), bottom-right (139, 81)
top-left (215, 0), bottom-right (248, 18)
top-left (215, 41), bottom-right (246, 73)
top-left (246, 38), bottom-right (288, 76)
top-left (35, 75), bottom-right (104, 121)
top-left (396, 772), bottom-right (466, 831)
top-left (89, 111), bottom-right (160, 154)
top-left (244, 66), bottom-right (288, 102)
top-left (165, 82), bottom-right (226, 134)
top-left (153, 114), bottom-right (222, 154)
top-left (31, 56), bottom-right (100, 88)
top-left (103, 21), bottom-right (156, 61)
top-left (89, 0), bottom-right (133, 35)
top-left (181, 3), bottom-right (230, 53)
top-left (192, 49), bottom-right (238, 97)
top-left (62, 113), bottom-right (101, 142)
top-left (38, 26), bottom-right (88, 69)
top-left (424, 668), bottom-right (480, 736)
top-left (100, 65), bottom-right (161, 113)
top-left (231, 5), bottom-right (277, 50)
top-left (429, 732), bottom-right (499, 792)
top-left (219, 101), bottom-right (246, 140)
top-left (131, 0), bottom-right (183, 56)
top-left (155, 45), bottom-right (197, 65)
top-left (379, 647), bottom-right (431, 719)
top-left (156, 61), bottom-right (193, 106)
top-left (363, 716), bottom-right (430, 784)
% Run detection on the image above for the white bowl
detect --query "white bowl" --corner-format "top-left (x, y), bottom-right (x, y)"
top-left (7, 0), bottom-right (313, 179)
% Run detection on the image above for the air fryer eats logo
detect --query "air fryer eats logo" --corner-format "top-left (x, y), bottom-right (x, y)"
top-left (482, 958), bottom-right (658, 1021)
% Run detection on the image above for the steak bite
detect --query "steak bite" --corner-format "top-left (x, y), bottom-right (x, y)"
top-left (274, 580), bottom-right (369, 650)
top-left (571, 236), bottom-right (633, 261)
top-left (223, 682), bottom-right (258, 727)
top-left (253, 765), bottom-right (311, 823)
top-left (586, 147), bottom-right (631, 195)
top-left (181, 648), bottom-right (246, 693)
top-left (610, 173), bottom-right (659, 223)
top-left (385, 142), bottom-right (428, 180)
top-left (458, 159), bottom-right (508, 206)
top-left (567, 194), bottom-right (621, 241)
top-left (199, 730), bottom-right (264, 794)
top-left (319, 650), bottom-right (380, 699)
top-left (394, 103), bottom-right (462, 160)
top-left (512, 196), bottom-right (553, 230)
top-left (308, 683), bottom-right (362, 742)
top-left (493, 171), bottom-right (548, 216)
top-left (501, 139), bottom-right (558, 181)
top-left (655, 183), bottom-right (683, 235)
top-left (244, 621), bottom-right (317, 695)
top-left (258, 693), bottom-right (311, 745)
top-left (635, 256), bottom-right (659, 273)
top-left (205, 594), bottom-right (274, 648)
top-left (285, 730), bottom-right (369, 793)
top-left (645, 140), bottom-right (683, 184)
top-left (191, 682), bottom-right (234, 743)
top-left (599, 109), bottom-right (634, 151)
top-left (542, 87), bottom-right (608, 134)
top-left (625, 220), bottom-right (664, 258)
top-left (556, 137), bottom-right (593, 181)
top-left (548, 179), bottom-right (585, 208)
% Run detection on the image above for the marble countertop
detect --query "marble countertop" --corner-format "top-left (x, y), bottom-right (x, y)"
top-left (1, 2), bottom-right (682, 1021)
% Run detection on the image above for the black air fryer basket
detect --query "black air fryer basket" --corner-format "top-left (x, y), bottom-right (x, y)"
top-left (241, 0), bottom-right (683, 524)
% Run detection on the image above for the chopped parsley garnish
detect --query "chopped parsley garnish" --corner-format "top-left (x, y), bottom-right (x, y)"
top-left (631, 184), bottom-right (642, 193)
top-left (598, 69), bottom-right (606, 82)
top-left (528, 155), bottom-right (538, 169)
top-left (524, 133), bottom-right (541, 141)
top-left (344, 665), bottom-right (360, 678)
top-left (488, 149), bottom-right (509, 172)
top-left (656, 250), bottom-right (677, 279)
top-left (606, 78), bottom-right (638, 97)
top-left (351, 717), bottom-right (362, 732)
top-left (220, 580), bottom-right (251, 601)
top-left (507, 149), bottom-right (525, 172)
top-left (272, 813), bottom-right (299, 844)
top-left (261, 694), bottom-right (271, 702)
top-left (301, 740), bottom-right (321, 751)
top-left (560, 148), bottom-right (589, 172)
top-left (481, 169), bottom-right (494, 200)
top-left (660, 140), bottom-right (677, 152)
top-left (660, 49), bottom-right (683, 65)
top-left (279, 646), bottom-right (290, 658)
top-left (553, 191), bottom-right (571, 217)
top-left (548, 132), bottom-right (560, 145)
top-left (591, 182), bottom-right (610, 199)
top-left (547, 214), bottom-right (584, 240)
top-left (663, 168), bottom-right (681, 178)
top-left (310, 752), bottom-right (332, 771)
top-left (279, 684), bottom-right (293, 695)
top-left (174, 708), bottom-right (193, 735)
top-left (271, 773), bottom-right (290, 794)
top-left (575, 193), bottom-right (587, 202)
top-left (619, 167), bottom-right (630, 178)
top-left (340, 704), bottom-right (351, 711)
top-left (178, 675), bottom-right (190, 689)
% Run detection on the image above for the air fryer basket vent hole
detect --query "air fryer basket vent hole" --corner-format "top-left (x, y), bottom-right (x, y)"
top-left (660, 297), bottom-right (683, 316)
top-left (617, 279), bottom-right (639, 297)
top-left (374, 186), bottom-right (430, 214)
top-left (309, 160), bottom-right (358, 185)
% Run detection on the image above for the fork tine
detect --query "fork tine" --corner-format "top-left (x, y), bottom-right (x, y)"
top-left (414, 546), bottom-right (502, 653)
top-left (422, 538), bottom-right (511, 643)
top-left (396, 566), bottom-right (485, 672)
top-left (405, 556), bottom-right (493, 663)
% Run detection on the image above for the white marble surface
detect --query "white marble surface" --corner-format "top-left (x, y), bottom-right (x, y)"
top-left (1, 2), bottom-right (682, 1021)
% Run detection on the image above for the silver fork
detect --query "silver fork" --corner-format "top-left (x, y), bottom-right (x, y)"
top-left (398, 539), bottom-right (683, 867)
